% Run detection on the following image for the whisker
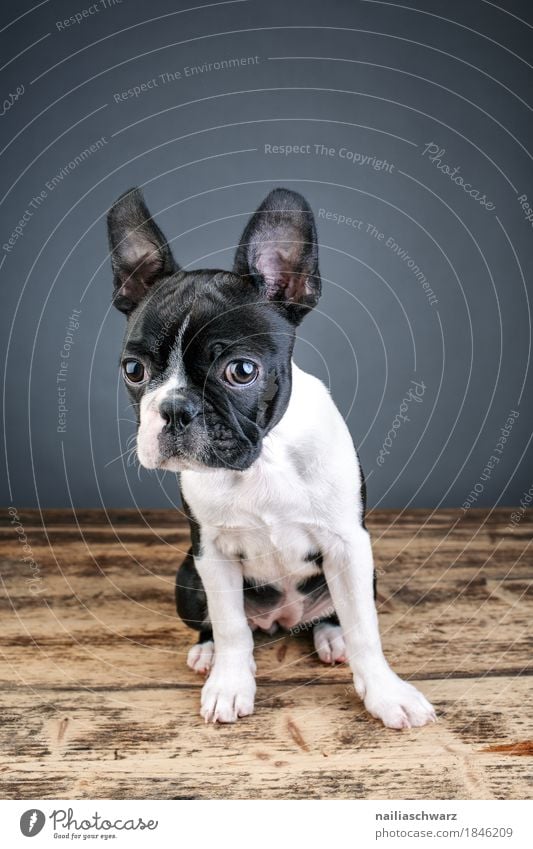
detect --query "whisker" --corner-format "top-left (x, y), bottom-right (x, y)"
top-left (104, 444), bottom-right (137, 468)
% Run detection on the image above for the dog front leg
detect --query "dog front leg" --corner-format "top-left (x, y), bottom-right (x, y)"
top-left (194, 538), bottom-right (256, 723)
top-left (323, 528), bottom-right (436, 730)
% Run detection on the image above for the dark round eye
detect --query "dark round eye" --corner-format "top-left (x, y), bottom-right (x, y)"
top-left (122, 359), bottom-right (146, 384)
top-left (224, 360), bottom-right (258, 386)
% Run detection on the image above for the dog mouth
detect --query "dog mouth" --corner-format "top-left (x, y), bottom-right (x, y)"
top-left (159, 444), bottom-right (260, 472)
top-left (158, 454), bottom-right (211, 473)
top-left (136, 430), bottom-right (260, 473)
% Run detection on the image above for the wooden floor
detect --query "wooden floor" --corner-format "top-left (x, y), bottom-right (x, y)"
top-left (0, 507), bottom-right (531, 799)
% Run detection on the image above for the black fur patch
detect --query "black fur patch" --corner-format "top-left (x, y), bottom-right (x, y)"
top-left (197, 627), bottom-right (213, 645)
top-left (243, 578), bottom-right (283, 605)
top-left (313, 612), bottom-right (340, 628)
top-left (179, 486), bottom-right (202, 558)
top-left (175, 547), bottom-right (208, 632)
top-left (357, 455), bottom-right (367, 530)
top-left (304, 550), bottom-right (323, 567)
top-left (296, 572), bottom-right (328, 595)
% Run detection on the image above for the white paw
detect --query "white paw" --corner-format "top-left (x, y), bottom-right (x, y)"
top-left (359, 674), bottom-right (437, 730)
top-left (200, 664), bottom-right (256, 723)
top-left (187, 640), bottom-right (215, 675)
top-left (313, 623), bottom-right (347, 664)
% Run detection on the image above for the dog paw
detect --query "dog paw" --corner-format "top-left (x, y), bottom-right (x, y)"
top-left (187, 640), bottom-right (215, 674)
top-left (200, 666), bottom-right (256, 723)
top-left (313, 623), bottom-right (347, 664)
top-left (361, 675), bottom-right (437, 730)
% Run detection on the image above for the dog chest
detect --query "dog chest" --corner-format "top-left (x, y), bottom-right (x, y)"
top-left (214, 521), bottom-right (320, 578)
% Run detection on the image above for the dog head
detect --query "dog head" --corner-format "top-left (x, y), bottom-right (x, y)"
top-left (108, 187), bottom-right (321, 471)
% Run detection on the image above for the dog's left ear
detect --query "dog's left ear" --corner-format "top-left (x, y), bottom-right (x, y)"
top-left (107, 187), bottom-right (177, 315)
top-left (233, 188), bottom-right (321, 324)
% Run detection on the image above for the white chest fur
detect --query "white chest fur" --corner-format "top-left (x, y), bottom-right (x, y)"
top-left (180, 364), bottom-right (363, 586)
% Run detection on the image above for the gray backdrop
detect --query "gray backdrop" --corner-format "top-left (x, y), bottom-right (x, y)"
top-left (1, 0), bottom-right (532, 511)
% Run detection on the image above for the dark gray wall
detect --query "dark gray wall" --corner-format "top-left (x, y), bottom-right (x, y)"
top-left (1, 0), bottom-right (532, 511)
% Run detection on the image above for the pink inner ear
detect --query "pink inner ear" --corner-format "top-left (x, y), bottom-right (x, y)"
top-left (256, 244), bottom-right (309, 302)
top-left (118, 250), bottom-right (164, 299)
top-left (119, 275), bottom-right (148, 302)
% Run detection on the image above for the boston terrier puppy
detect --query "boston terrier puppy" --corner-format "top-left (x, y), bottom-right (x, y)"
top-left (108, 186), bottom-right (436, 729)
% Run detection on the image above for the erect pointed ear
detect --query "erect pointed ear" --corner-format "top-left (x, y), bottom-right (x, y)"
top-left (107, 188), bottom-right (177, 315)
top-left (233, 188), bottom-right (321, 324)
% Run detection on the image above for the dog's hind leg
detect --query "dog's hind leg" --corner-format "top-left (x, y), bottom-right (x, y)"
top-left (186, 629), bottom-right (215, 674)
top-left (313, 614), bottom-right (347, 665)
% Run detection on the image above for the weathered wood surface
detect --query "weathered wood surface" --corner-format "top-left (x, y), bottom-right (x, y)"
top-left (0, 508), bottom-right (531, 799)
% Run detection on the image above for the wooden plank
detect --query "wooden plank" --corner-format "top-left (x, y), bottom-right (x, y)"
top-left (0, 512), bottom-right (531, 686)
top-left (0, 590), bottom-right (530, 688)
top-left (1, 534), bottom-right (531, 578)
top-left (0, 677), bottom-right (530, 799)
top-left (1, 508), bottom-right (531, 800)
top-left (1, 556), bottom-right (531, 678)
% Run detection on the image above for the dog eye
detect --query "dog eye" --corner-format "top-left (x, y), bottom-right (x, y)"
top-left (122, 359), bottom-right (146, 384)
top-left (224, 360), bottom-right (258, 386)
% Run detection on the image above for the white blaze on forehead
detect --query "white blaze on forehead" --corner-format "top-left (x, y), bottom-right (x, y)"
top-left (166, 313), bottom-right (190, 388)
top-left (136, 316), bottom-right (191, 469)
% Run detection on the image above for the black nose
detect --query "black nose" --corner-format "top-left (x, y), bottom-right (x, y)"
top-left (160, 395), bottom-right (201, 431)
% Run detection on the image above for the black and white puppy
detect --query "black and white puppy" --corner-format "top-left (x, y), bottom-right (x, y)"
top-left (108, 187), bottom-right (436, 729)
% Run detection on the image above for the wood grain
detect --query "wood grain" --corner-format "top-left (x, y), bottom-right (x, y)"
top-left (0, 508), bottom-right (531, 799)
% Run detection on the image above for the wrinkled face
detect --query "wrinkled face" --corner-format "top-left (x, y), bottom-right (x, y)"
top-left (108, 186), bottom-right (321, 472)
top-left (121, 272), bottom-right (294, 471)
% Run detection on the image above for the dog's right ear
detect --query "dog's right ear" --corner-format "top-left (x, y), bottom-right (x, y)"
top-left (107, 188), bottom-right (177, 315)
